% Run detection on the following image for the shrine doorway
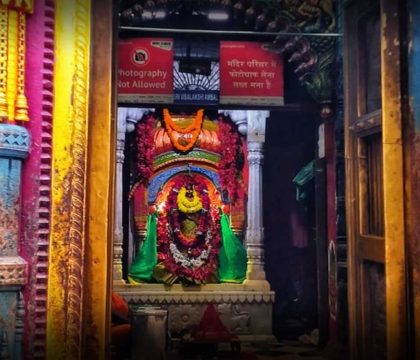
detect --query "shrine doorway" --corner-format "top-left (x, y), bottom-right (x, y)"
top-left (42, 0), bottom-right (413, 357)
top-left (112, 0), bottom-right (337, 353)
top-left (113, 103), bottom-right (320, 348)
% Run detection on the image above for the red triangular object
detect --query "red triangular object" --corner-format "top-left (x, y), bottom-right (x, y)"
top-left (192, 304), bottom-right (234, 342)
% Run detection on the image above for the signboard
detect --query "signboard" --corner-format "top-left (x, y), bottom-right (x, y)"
top-left (219, 41), bottom-right (284, 106)
top-left (173, 60), bottom-right (220, 105)
top-left (173, 39), bottom-right (220, 105)
top-left (118, 38), bottom-right (174, 104)
top-left (117, 39), bottom-right (285, 107)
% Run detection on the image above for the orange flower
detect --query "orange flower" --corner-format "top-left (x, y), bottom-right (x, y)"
top-left (163, 108), bottom-right (204, 152)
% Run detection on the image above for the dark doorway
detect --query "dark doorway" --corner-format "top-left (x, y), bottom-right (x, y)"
top-left (264, 110), bottom-right (318, 340)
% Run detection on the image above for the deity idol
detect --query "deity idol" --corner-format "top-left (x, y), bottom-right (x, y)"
top-left (129, 174), bottom-right (247, 285)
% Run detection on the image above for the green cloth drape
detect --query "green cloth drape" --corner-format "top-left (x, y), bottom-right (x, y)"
top-left (128, 212), bottom-right (247, 284)
top-left (292, 160), bottom-right (315, 201)
top-left (218, 213), bottom-right (247, 283)
top-left (128, 213), bottom-right (157, 282)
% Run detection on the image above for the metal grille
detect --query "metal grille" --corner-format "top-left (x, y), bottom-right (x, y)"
top-left (365, 133), bottom-right (384, 236)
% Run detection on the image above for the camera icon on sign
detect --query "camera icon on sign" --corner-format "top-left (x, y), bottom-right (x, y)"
top-left (132, 48), bottom-right (149, 66)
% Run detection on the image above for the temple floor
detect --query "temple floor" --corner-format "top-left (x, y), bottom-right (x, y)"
top-left (111, 283), bottom-right (348, 359)
top-left (125, 339), bottom-right (329, 360)
top-left (171, 340), bottom-right (326, 359)
top-left (112, 338), bottom-right (341, 360)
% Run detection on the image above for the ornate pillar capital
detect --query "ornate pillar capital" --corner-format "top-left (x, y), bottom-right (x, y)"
top-left (247, 141), bottom-right (264, 165)
top-left (218, 109), bottom-right (247, 135)
top-left (0, 257), bottom-right (27, 288)
top-left (118, 107), bottom-right (154, 133)
top-left (0, 123), bottom-right (30, 158)
top-left (246, 110), bottom-right (269, 143)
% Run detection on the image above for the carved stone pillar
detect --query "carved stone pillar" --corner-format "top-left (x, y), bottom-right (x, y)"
top-left (114, 107), bottom-right (153, 284)
top-left (244, 111), bottom-right (270, 289)
top-left (113, 108), bottom-right (128, 284)
top-left (0, 123), bottom-right (29, 359)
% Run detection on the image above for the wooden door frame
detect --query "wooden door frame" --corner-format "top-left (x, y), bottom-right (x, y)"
top-left (83, 0), bottom-right (116, 357)
top-left (45, 0), bottom-right (410, 358)
top-left (344, 0), bottom-right (408, 358)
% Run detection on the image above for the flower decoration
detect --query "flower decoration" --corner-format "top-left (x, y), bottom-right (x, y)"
top-left (157, 174), bottom-right (221, 283)
top-left (136, 114), bottom-right (156, 185)
top-left (163, 108), bottom-right (204, 152)
top-left (218, 115), bottom-right (241, 204)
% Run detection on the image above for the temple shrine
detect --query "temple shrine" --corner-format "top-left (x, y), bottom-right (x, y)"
top-left (114, 107), bottom-right (275, 342)
top-left (1, 0), bottom-right (420, 359)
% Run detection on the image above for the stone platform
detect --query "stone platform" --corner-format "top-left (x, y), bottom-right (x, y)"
top-left (115, 283), bottom-right (275, 342)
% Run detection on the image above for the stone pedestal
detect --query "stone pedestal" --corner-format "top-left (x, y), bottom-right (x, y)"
top-left (116, 283), bottom-right (275, 343)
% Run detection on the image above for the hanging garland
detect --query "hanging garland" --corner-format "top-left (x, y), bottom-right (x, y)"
top-left (157, 175), bottom-right (221, 283)
top-left (218, 116), bottom-right (241, 204)
top-left (163, 108), bottom-right (204, 152)
top-left (136, 114), bottom-right (156, 186)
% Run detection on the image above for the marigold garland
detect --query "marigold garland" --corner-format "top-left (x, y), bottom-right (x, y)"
top-left (157, 175), bottom-right (220, 283)
top-left (163, 108), bottom-right (204, 152)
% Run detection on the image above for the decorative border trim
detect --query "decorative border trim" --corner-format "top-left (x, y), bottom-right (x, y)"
top-left (21, 0), bottom-right (55, 357)
top-left (0, 124), bottom-right (30, 157)
top-left (0, 257), bottom-right (27, 286)
top-left (33, 1), bottom-right (54, 357)
top-left (153, 150), bottom-right (221, 170)
top-left (3, 0), bottom-right (33, 14)
top-left (120, 291), bottom-right (275, 305)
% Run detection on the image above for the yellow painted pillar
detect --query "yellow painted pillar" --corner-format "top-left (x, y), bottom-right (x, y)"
top-left (47, 0), bottom-right (91, 358)
top-left (47, 0), bottom-right (114, 357)
top-left (381, 0), bottom-right (407, 358)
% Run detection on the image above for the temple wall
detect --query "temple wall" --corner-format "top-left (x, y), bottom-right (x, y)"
top-left (0, 2), bottom-right (33, 359)
top-left (20, 0), bottom-right (54, 357)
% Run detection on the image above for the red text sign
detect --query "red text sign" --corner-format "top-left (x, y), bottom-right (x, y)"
top-left (118, 38), bottom-right (174, 104)
top-left (220, 41), bottom-right (284, 106)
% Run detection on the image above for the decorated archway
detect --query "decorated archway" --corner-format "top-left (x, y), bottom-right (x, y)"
top-left (0, 0), bottom-right (341, 357)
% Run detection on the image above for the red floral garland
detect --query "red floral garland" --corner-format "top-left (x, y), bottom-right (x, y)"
top-left (136, 114), bottom-right (155, 185)
top-left (157, 175), bottom-right (221, 282)
top-left (218, 116), bottom-right (241, 204)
